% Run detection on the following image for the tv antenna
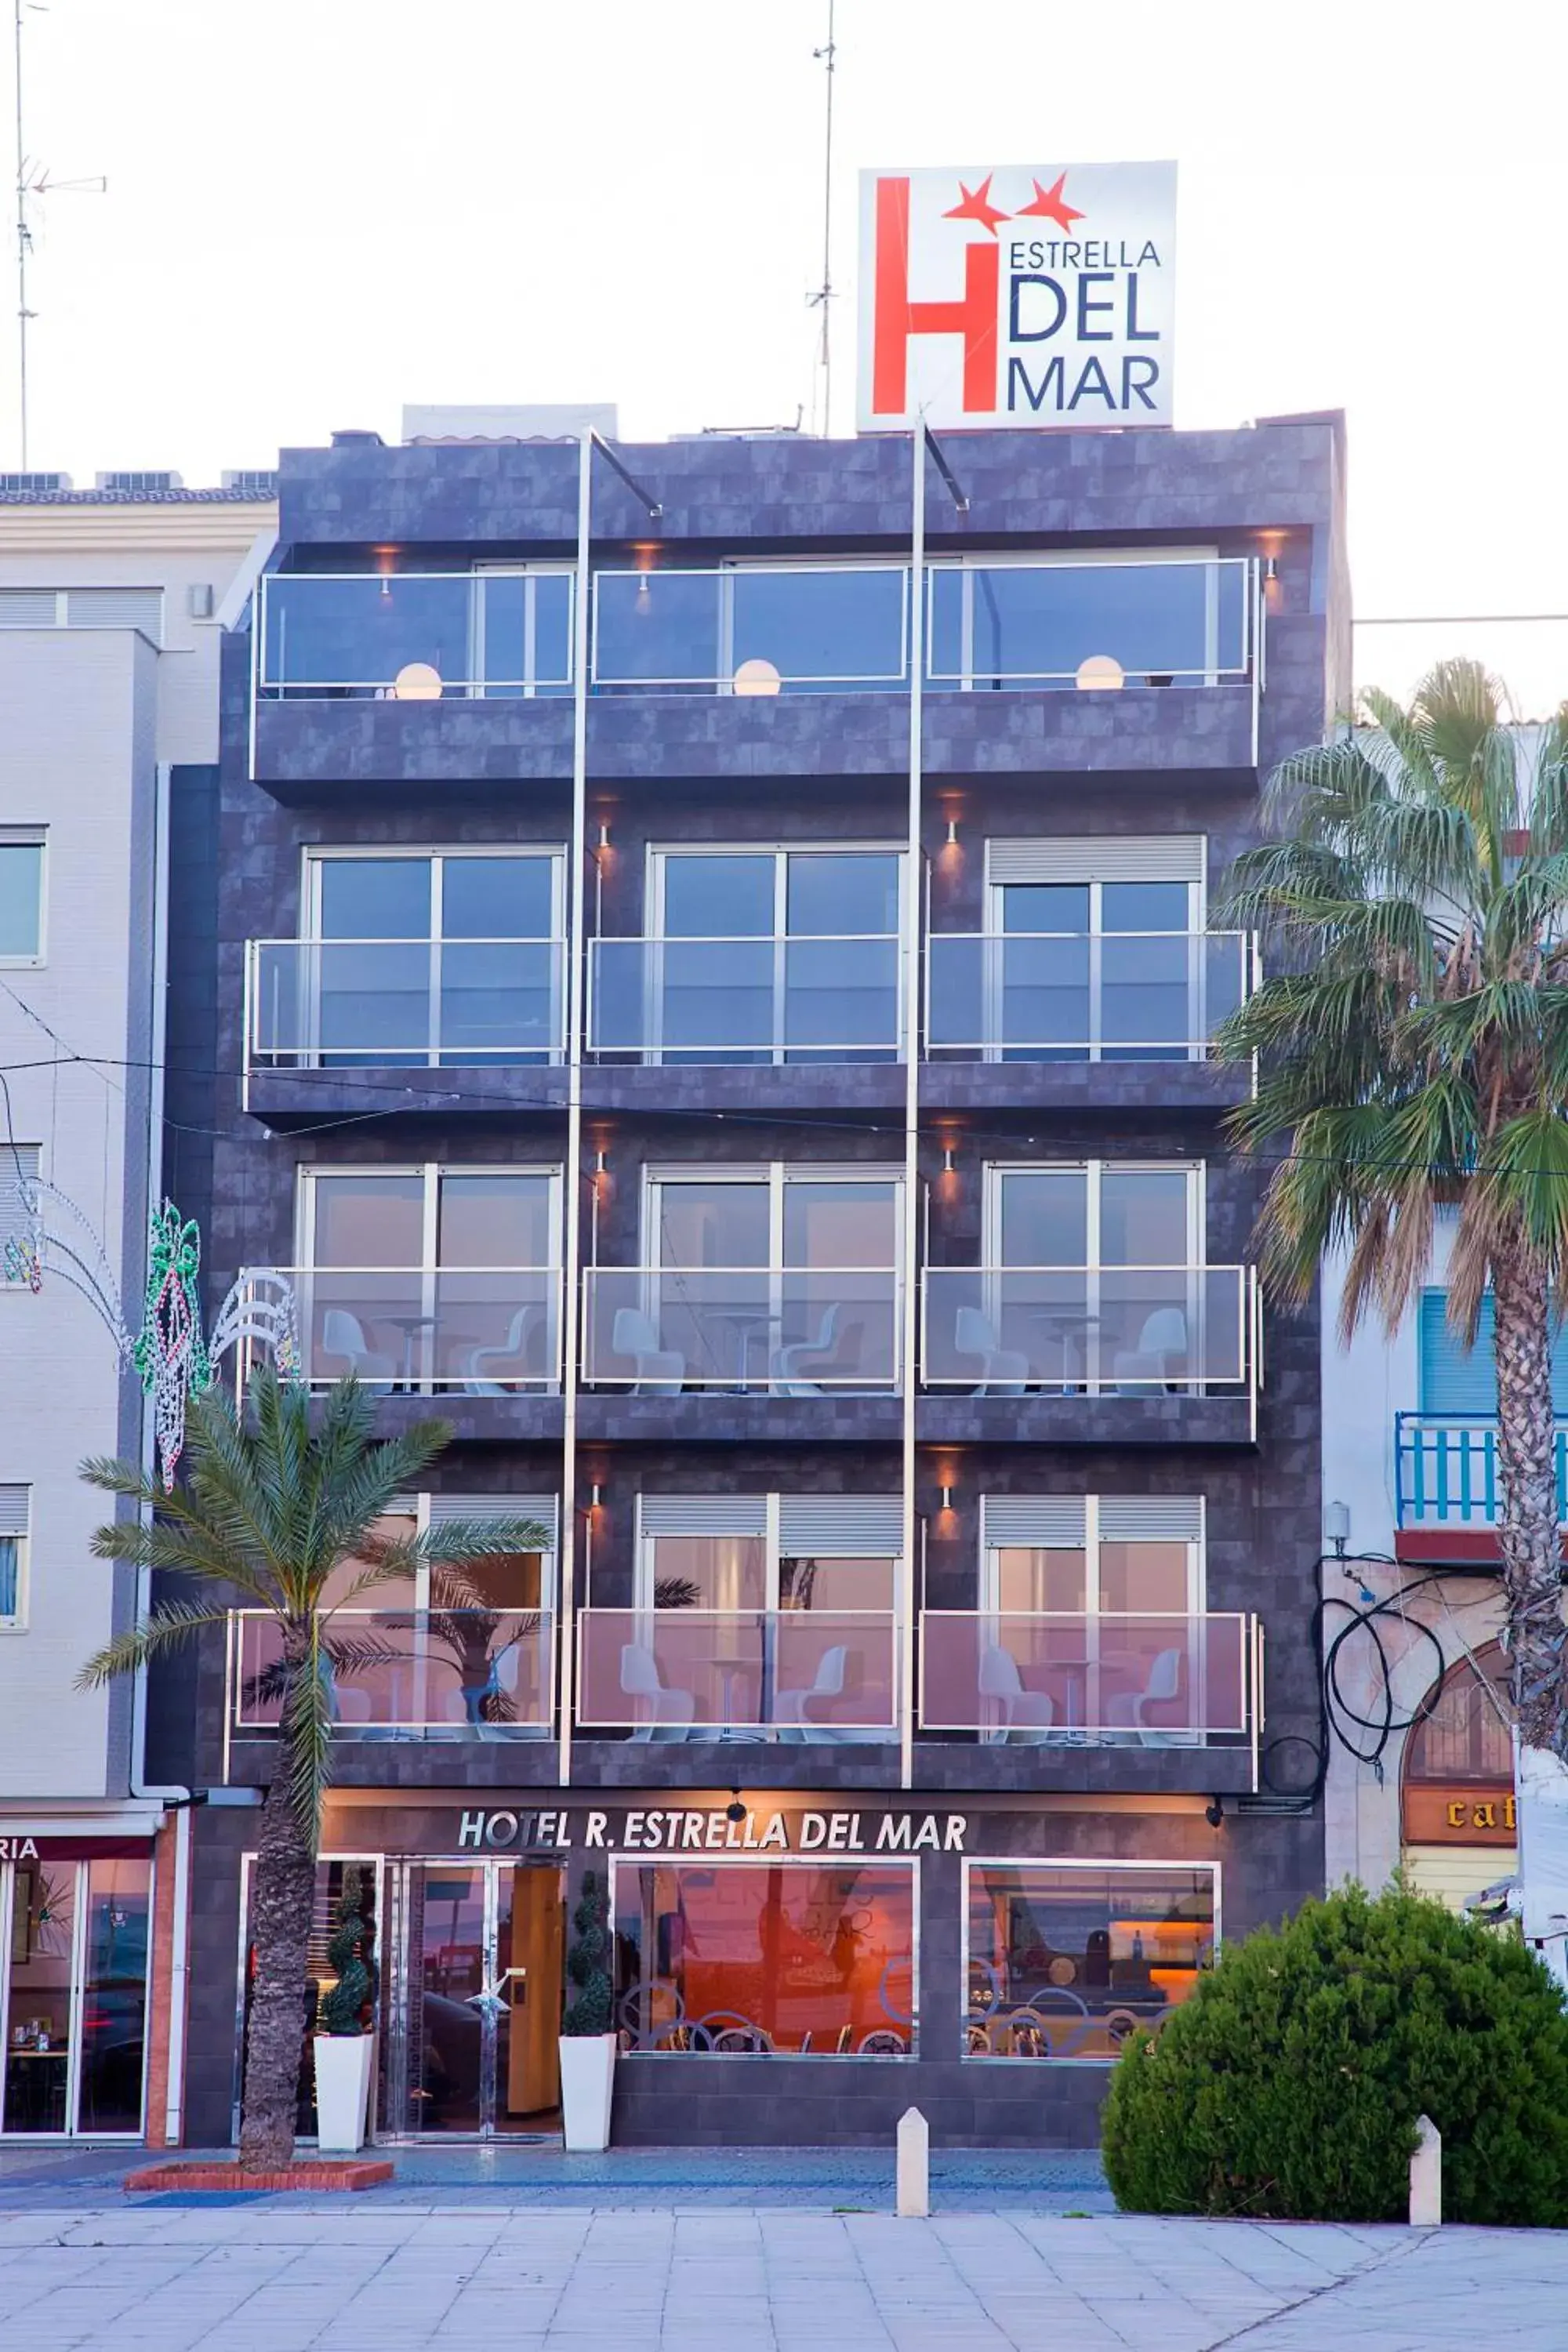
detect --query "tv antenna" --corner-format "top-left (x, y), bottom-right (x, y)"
top-left (12, 2), bottom-right (106, 467)
top-left (806, 0), bottom-right (837, 437)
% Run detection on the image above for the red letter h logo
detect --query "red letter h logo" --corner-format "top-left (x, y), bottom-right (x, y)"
top-left (872, 176), bottom-right (1000, 417)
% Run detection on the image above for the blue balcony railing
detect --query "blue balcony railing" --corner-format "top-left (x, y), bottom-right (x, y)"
top-left (1394, 1411), bottom-right (1568, 1527)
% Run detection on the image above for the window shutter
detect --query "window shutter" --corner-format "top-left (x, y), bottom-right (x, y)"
top-left (0, 589), bottom-right (57, 626)
top-left (65, 587), bottom-right (164, 637)
top-left (0, 1487), bottom-right (29, 1536)
top-left (779, 1496), bottom-right (903, 1555)
top-left (1098, 1497), bottom-right (1204, 1544)
top-left (985, 836), bottom-right (1204, 886)
top-left (981, 1496), bottom-right (1087, 1548)
top-left (0, 1147), bottom-right (40, 1276)
top-left (427, 1494), bottom-right (558, 1545)
top-left (637, 1496), bottom-right (768, 1538)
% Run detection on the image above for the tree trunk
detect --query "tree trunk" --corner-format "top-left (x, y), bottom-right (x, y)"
top-left (237, 1766), bottom-right (316, 2169)
top-left (1491, 1244), bottom-right (1563, 1752)
top-left (1491, 1243), bottom-right (1568, 1993)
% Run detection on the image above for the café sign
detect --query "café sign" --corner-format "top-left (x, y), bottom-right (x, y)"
top-left (1403, 1786), bottom-right (1517, 1848)
top-left (857, 162), bottom-right (1177, 432)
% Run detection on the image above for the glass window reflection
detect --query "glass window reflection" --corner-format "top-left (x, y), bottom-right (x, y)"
top-left (967, 1864), bottom-right (1214, 2058)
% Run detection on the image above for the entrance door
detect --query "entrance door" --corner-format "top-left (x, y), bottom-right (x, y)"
top-left (394, 1861), bottom-right (563, 2136)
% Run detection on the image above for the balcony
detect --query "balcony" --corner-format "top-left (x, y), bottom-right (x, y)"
top-left (252, 556), bottom-right (1261, 789)
top-left (575, 1608), bottom-right (898, 1739)
top-left (245, 1267), bottom-right (562, 1394)
top-left (582, 1268), bottom-right (901, 1400)
top-left (1395, 1413), bottom-right (1568, 1536)
top-left (919, 1265), bottom-right (1257, 1444)
top-left (925, 931), bottom-right (1252, 1062)
top-left (244, 938), bottom-right (566, 1113)
top-left (917, 1611), bottom-right (1257, 1746)
top-left (229, 1607), bottom-right (555, 1739)
top-left (586, 935), bottom-right (903, 1065)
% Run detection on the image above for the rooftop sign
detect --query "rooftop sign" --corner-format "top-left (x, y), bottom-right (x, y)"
top-left (856, 163), bottom-right (1177, 434)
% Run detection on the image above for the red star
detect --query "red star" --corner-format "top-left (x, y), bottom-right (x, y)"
top-left (1015, 172), bottom-right (1085, 231)
top-left (943, 175), bottom-right (1011, 236)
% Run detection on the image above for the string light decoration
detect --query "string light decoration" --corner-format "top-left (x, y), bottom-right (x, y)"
top-left (8, 1178), bottom-right (301, 1488)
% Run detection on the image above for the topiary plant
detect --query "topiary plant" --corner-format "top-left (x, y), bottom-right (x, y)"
top-left (317, 1866), bottom-right (375, 2038)
top-left (1102, 1880), bottom-right (1568, 2225)
top-left (561, 1867), bottom-right (613, 2038)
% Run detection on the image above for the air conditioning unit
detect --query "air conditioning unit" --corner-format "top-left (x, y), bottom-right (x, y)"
top-left (0, 470), bottom-right (71, 492)
top-left (95, 470), bottom-right (183, 493)
top-left (220, 469), bottom-right (279, 495)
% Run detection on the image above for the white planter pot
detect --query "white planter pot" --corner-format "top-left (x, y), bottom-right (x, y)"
top-left (313, 2033), bottom-right (376, 2154)
top-left (558, 2033), bottom-right (616, 2151)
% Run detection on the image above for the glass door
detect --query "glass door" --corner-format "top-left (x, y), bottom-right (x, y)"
top-left (650, 849), bottom-right (902, 1065)
top-left (469, 565), bottom-right (574, 699)
top-left (0, 1857), bottom-right (151, 2137)
top-left (394, 1861), bottom-right (563, 2136)
top-left (987, 877), bottom-right (1201, 1062)
top-left (987, 1163), bottom-right (1199, 1390)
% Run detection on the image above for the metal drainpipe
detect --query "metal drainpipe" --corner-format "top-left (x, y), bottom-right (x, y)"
top-left (128, 758), bottom-right (192, 2149)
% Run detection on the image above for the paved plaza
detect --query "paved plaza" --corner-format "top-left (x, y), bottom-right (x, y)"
top-left (0, 2149), bottom-right (1563, 2350)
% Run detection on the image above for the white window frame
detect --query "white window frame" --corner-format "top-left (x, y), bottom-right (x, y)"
top-left (982, 854), bottom-right (1207, 1065)
top-left (979, 1494), bottom-right (1206, 1616)
top-left (299, 845), bottom-right (566, 1067)
top-left (0, 1487), bottom-right (30, 1630)
top-left (644, 843), bottom-right (907, 1065)
top-left (634, 1491), bottom-right (902, 1617)
top-left (297, 1163), bottom-right (564, 1392)
top-left (0, 831), bottom-right (47, 969)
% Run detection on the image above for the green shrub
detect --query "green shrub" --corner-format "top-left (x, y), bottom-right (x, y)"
top-left (1102, 1881), bottom-right (1568, 2225)
top-left (561, 1868), bottom-right (613, 2038)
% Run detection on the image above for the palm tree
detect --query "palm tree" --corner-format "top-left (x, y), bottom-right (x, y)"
top-left (1216, 661), bottom-right (1568, 1967)
top-left (78, 1369), bottom-right (548, 2168)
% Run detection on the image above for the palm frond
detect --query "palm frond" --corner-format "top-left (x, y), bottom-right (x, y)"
top-left (75, 1599), bottom-right (232, 1691)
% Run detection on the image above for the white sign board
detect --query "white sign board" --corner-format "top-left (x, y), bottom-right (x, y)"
top-left (856, 163), bottom-right (1177, 433)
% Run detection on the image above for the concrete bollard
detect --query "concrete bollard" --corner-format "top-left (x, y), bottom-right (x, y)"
top-left (1409, 2114), bottom-right (1442, 2226)
top-left (896, 2104), bottom-right (930, 2218)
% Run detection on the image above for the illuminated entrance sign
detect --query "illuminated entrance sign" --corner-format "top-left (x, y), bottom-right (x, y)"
top-left (856, 162), bottom-right (1177, 431)
top-left (455, 1804), bottom-right (969, 1853)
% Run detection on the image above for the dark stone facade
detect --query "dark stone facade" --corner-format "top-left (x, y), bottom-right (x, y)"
top-left (162, 413), bottom-right (1346, 2151)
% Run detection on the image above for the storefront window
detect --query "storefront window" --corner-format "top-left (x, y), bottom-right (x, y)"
top-left (614, 1860), bottom-right (914, 2055)
top-left (76, 1860), bottom-right (152, 2134)
top-left (966, 1863), bottom-right (1214, 2059)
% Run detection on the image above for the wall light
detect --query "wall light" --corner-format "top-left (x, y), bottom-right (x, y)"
top-left (598, 822), bottom-right (612, 849)
top-left (1263, 556), bottom-right (1279, 584)
top-left (726, 1788), bottom-right (748, 1824)
top-left (1204, 1796), bottom-right (1225, 1829)
top-left (590, 1483), bottom-right (603, 1510)
top-left (940, 1485), bottom-right (953, 1512)
top-left (595, 1149), bottom-right (608, 1174)
top-left (942, 1146), bottom-right (955, 1173)
top-left (946, 818), bottom-right (959, 846)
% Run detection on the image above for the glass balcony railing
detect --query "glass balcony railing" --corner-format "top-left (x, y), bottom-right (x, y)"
top-left (917, 1612), bottom-right (1254, 1740)
top-left (575, 1608), bottom-right (898, 1737)
top-left (582, 1269), bottom-right (901, 1392)
top-left (243, 1268), bottom-right (562, 1391)
top-left (1395, 1412), bottom-right (1568, 1527)
top-left (231, 1608), bottom-right (554, 1736)
top-left (925, 932), bottom-right (1252, 1061)
top-left (920, 1267), bottom-right (1254, 1391)
top-left (590, 564), bottom-right (909, 693)
top-left (246, 938), bottom-right (566, 1069)
top-left (926, 557), bottom-right (1253, 689)
top-left (257, 571), bottom-right (575, 699)
top-left (586, 935), bottom-right (902, 1062)
top-left (256, 557), bottom-right (1256, 702)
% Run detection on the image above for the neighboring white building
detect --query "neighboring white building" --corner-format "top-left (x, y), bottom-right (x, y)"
top-left (0, 477), bottom-right (274, 2142)
top-left (1322, 1218), bottom-right (1516, 1914)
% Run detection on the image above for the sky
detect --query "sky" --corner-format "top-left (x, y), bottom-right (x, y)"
top-left (5, 0), bottom-right (1566, 711)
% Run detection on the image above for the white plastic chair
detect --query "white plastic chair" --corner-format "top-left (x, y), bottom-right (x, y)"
top-left (321, 1308), bottom-right (397, 1383)
top-left (771, 1302), bottom-right (844, 1395)
top-left (954, 1305), bottom-right (1030, 1396)
top-left (979, 1642), bottom-right (1056, 1740)
top-left (1112, 1307), bottom-right (1189, 1391)
top-left (459, 1303), bottom-right (544, 1394)
top-left (775, 1643), bottom-right (848, 1736)
top-left (1105, 1645), bottom-right (1184, 1742)
top-left (620, 1641), bottom-right (695, 1742)
top-left (612, 1308), bottom-right (685, 1392)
